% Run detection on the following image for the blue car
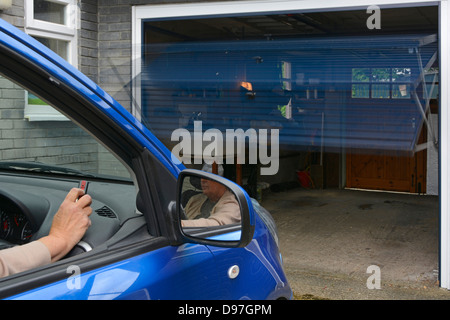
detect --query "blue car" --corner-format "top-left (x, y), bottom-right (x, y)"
top-left (0, 18), bottom-right (291, 300)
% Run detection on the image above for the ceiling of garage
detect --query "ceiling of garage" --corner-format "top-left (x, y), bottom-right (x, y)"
top-left (144, 6), bottom-right (438, 43)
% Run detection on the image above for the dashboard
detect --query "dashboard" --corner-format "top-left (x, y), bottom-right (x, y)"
top-left (0, 170), bottom-right (141, 255)
top-left (0, 203), bottom-right (33, 245)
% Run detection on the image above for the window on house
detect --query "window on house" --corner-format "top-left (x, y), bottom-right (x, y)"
top-left (24, 0), bottom-right (78, 121)
top-left (392, 68), bottom-right (412, 99)
top-left (352, 67), bottom-right (412, 99)
top-left (34, 0), bottom-right (67, 25)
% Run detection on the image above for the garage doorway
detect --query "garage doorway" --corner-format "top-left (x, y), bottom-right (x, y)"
top-left (132, 2), bottom-right (442, 290)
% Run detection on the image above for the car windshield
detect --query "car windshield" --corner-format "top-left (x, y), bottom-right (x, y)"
top-left (0, 160), bottom-right (131, 182)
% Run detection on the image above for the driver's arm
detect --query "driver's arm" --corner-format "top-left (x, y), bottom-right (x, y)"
top-left (0, 188), bottom-right (92, 277)
top-left (0, 241), bottom-right (50, 277)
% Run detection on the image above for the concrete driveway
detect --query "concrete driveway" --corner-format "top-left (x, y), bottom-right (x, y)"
top-left (261, 188), bottom-right (450, 299)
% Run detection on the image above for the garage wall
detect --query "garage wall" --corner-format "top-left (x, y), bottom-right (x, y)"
top-left (428, 114), bottom-right (438, 195)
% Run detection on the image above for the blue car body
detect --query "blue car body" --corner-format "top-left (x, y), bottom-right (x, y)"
top-left (0, 19), bottom-right (291, 300)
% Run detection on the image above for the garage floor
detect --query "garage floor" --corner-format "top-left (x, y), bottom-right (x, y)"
top-left (261, 187), bottom-right (450, 299)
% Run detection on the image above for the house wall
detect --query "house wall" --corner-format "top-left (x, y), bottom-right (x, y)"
top-left (0, 0), bottom-right (128, 177)
top-left (0, 0), bottom-right (23, 28)
top-left (79, 0), bottom-right (99, 83)
top-left (97, 0), bottom-right (208, 112)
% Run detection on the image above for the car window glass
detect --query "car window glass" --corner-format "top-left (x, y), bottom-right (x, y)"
top-left (0, 72), bottom-right (138, 274)
top-left (0, 74), bottom-right (132, 181)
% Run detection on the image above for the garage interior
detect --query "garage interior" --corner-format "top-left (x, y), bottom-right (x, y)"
top-left (140, 5), bottom-right (441, 297)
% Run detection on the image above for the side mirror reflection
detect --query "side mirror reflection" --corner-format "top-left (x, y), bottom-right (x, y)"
top-left (178, 171), bottom-right (244, 243)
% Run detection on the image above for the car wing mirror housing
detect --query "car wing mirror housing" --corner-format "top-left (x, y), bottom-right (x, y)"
top-left (176, 169), bottom-right (255, 248)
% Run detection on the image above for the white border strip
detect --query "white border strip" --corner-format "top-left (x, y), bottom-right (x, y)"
top-left (440, 0), bottom-right (450, 289)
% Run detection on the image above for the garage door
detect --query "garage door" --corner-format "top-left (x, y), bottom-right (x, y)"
top-left (346, 146), bottom-right (426, 193)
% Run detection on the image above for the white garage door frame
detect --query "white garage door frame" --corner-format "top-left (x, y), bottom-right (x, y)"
top-left (132, 0), bottom-right (450, 289)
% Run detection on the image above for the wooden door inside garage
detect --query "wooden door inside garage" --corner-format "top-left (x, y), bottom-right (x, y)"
top-left (346, 128), bottom-right (427, 193)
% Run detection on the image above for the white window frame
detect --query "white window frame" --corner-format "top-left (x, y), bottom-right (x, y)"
top-left (24, 0), bottom-right (79, 121)
top-left (132, 0), bottom-right (449, 289)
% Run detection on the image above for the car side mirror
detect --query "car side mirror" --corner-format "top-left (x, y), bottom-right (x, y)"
top-left (176, 169), bottom-right (254, 248)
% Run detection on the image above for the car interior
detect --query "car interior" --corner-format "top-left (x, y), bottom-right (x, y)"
top-left (0, 73), bottom-right (149, 260)
top-left (0, 169), bottom-right (143, 255)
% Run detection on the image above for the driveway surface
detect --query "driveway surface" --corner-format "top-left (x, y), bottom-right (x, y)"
top-left (261, 188), bottom-right (450, 299)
